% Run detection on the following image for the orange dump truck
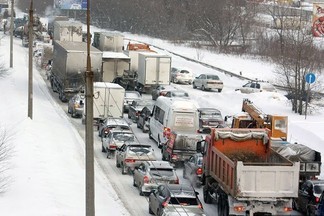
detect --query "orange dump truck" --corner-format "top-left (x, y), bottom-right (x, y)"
top-left (198, 128), bottom-right (300, 216)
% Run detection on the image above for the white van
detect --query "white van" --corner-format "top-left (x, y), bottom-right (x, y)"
top-left (149, 97), bottom-right (199, 147)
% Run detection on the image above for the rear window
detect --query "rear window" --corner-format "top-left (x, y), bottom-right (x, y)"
top-left (113, 133), bottom-right (134, 142)
top-left (128, 146), bottom-right (151, 154)
top-left (150, 168), bottom-right (174, 177)
top-left (207, 75), bottom-right (220, 80)
top-left (314, 185), bottom-right (324, 194)
top-left (169, 197), bottom-right (198, 205)
top-left (180, 70), bottom-right (190, 74)
top-left (201, 112), bottom-right (222, 119)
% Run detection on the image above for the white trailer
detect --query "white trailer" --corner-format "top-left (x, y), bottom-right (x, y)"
top-left (101, 52), bottom-right (130, 82)
top-left (98, 32), bottom-right (124, 52)
top-left (137, 52), bottom-right (171, 93)
top-left (53, 20), bottom-right (83, 42)
top-left (82, 83), bottom-right (125, 124)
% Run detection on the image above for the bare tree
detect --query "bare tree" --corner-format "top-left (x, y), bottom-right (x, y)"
top-left (274, 27), bottom-right (323, 114)
top-left (0, 126), bottom-right (13, 193)
top-left (0, 55), bottom-right (9, 78)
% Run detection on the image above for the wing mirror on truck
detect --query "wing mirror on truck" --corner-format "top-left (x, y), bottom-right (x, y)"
top-left (196, 140), bottom-right (206, 154)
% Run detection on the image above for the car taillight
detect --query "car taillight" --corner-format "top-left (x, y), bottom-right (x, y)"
top-left (234, 206), bottom-right (245, 212)
top-left (162, 197), bottom-right (170, 207)
top-left (143, 176), bottom-right (149, 184)
top-left (283, 207), bottom-right (293, 212)
top-left (171, 154), bottom-right (178, 160)
top-left (196, 168), bottom-right (203, 175)
top-left (198, 203), bottom-right (203, 209)
top-left (163, 127), bottom-right (171, 138)
top-left (316, 197), bottom-right (320, 203)
top-left (136, 112), bottom-right (140, 116)
top-left (124, 159), bottom-right (136, 163)
top-left (109, 144), bottom-right (117, 148)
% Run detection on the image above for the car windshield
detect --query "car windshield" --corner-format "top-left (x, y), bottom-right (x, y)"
top-left (169, 197), bottom-right (198, 205)
top-left (113, 133), bottom-right (134, 142)
top-left (314, 184), bottom-right (324, 194)
top-left (150, 168), bottom-right (174, 177)
top-left (206, 75), bottom-right (220, 80)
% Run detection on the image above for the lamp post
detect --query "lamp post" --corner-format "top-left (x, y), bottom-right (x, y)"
top-left (28, 0), bottom-right (33, 119)
top-left (85, 0), bottom-right (95, 215)
top-left (9, 0), bottom-right (14, 68)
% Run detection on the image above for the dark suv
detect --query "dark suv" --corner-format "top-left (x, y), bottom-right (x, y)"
top-left (294, 180), bottom-right (324, 215)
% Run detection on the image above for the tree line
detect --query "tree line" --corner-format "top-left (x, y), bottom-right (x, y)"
top-left (16, 0), bottom-right (324, 114)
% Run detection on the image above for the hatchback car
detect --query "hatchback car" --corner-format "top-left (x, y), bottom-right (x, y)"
top-left (137, 105), bottom-right (154, 133)
top-left (67, 93), bottom-right (85, 118)
top-left (237, 81), bottom-right (277, 94)
top-left (183, 153), bottom-right (203, 187)
top-left (294, 179), bottom-right (324, 215)
top-left (124, 91), bottom-right (142, 113)
top-left (128, 100), bottom-right (154, 123)
top-left (192, 74), bottom-right (223, 92)
top-left (133, 161), bottom-right (179, 196)
top-left (97, 117), bottom-right (130, 138)
top-left (151, 85), bottom-right (177, 100)
top-left (101, 129), bottom-right (135, 154)
top-left (170, 67), bottom-right (194, 84)
top-left (198, 108), bottom-right (224, 131)
top-left (164, 90), bottom-right (190, 99)
top-left (116, 143), bottom-right (156, 174)
top-left (148, 184), bottom-right (204, 216)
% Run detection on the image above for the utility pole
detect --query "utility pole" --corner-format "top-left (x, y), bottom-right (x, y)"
top-left (28, 0), bottom-right (33, 119)
top-left (85, 0), bottom-right (95, 215)
top-left (9, 0), bottom-right (14, 68)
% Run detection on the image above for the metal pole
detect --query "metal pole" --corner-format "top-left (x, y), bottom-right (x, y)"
top-left (28, 0), bottom-right (33, 119)
top-left (9, 0), bottom-right (14, 68)
top-left (85, 0), bottom-right (95, 215)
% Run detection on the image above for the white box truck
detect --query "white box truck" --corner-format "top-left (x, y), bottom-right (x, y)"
top-left (82, 82), bottom-right (125, 124)
top-left (137, 52), bottom-right (171, 93)
top-left (98, 32), bottom-right (124, 52)
top-left (53, 20), bottom-right (83, 42)
top-left (101, 51), bottom-right (130, 82)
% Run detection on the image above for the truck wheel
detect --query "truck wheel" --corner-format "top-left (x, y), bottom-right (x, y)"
top-left (133, 178), bottom-right (136, 187)
top-left (218, 89), bottom-right (222, 93)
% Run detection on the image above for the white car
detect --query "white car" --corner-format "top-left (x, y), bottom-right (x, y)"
top-left (192, 74), bottom-right (223, 92)
top-left (170, 67), bottom-right (194, 84)
top-left (237, 81), bottom-right (277, 94)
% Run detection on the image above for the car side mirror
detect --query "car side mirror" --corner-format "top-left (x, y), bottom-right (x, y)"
top-left (196, 140), bottom-right (206, 154)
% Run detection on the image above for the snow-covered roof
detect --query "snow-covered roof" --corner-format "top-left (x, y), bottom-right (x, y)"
top-left (102, 51), bottom-right (130, 59)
